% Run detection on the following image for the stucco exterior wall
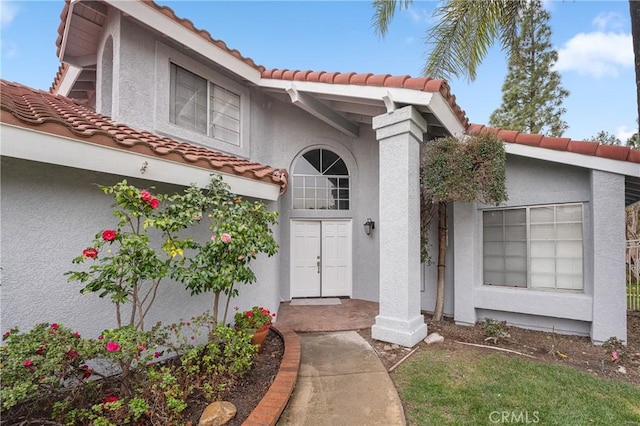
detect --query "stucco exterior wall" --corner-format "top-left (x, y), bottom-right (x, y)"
top-left (248, 89), bottom-right (380, 302)
top-left (420, 204), bottom-right (455, 317)
top-left (91, 16), bottom-right (382, 305)
top-left (1, 158), bottom-right (281, 337)
top-left (452, 154), bottom-right (624, 341)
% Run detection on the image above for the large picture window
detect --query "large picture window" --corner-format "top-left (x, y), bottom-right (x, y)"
top-left (292, 149), bottom-right (350, 210)
top-left (169, 63), bottom-right (240, 146)
top-left (483, 204), bottom-right (583, 291)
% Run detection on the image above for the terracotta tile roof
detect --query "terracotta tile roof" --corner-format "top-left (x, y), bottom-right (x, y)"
top-left (55, 0), bottom-right (265, 71)
top-left (261, 69), bottom-right (470, 129)
top-left (467, 124), bottom-right (640, 164)
top-left (1, 80), bottom-right (289, 193)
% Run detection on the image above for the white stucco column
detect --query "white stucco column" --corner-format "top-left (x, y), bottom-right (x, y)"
top-left (371, 105), bottom-right (428, 347)
top-left (590, 170), bottom-right (626, 343)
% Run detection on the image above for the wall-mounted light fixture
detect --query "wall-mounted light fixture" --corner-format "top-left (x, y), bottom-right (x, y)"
top-left (364, 218), bottom-right (375, 236)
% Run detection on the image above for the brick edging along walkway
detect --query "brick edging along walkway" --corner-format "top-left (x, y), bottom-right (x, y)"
top-left (243, 325), bottom-right (300, 426)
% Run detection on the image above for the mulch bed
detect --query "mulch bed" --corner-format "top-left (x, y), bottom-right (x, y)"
top-left (185, 328), bottom-right (284, 425)
top-left (360, 311), bottom-right (640, 386)
top-left (1, 330), bottom-right (284, 426)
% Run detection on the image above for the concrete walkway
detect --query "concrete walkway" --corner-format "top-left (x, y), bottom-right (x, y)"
top-left (277, 331), bottom-right (406, 426)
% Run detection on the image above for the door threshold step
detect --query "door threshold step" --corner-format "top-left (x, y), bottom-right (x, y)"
top-left (289, 298), bottom-right (342, 306)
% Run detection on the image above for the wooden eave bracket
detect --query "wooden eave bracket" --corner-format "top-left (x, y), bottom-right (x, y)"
top-left (286, 86), bottom-right (359, 138)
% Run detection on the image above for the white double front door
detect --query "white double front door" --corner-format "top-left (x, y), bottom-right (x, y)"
top-left (290, 220), bottom-right (352, 298)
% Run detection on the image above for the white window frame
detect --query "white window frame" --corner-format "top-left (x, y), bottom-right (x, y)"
top-left (482, 203), bottom-right (584, 292)
top-left (154, 42), bottom-right (250, 158)
top-left (292, 148), bottom-right (350, 211)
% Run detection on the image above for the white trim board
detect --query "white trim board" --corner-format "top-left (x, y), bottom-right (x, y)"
top-left (505, 143), bottom-right (640, 177)
top-left (289, 298), bottom-right (342, 306)
top-left (0, 124), bottom-right (281, 201)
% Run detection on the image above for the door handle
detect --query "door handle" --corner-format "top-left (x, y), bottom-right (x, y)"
top-left (317, 256), bottom-right (321, 274)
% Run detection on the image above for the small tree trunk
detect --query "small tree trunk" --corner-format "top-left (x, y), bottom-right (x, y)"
top-left (433, 202), bottom-right (448, 321)
top-left (213, 292), bottom-right (220, 327)
top-left (222, 283), bottom-right (236, 326)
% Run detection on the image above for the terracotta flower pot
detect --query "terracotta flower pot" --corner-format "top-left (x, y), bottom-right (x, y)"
top-left (250, 327), bottom-right (269, 353)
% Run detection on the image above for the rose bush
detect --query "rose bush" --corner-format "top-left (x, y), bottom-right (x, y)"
top-left (1, 318), bottom-right (257, 424)
top-left (2, 176), bottom-right (280, 423)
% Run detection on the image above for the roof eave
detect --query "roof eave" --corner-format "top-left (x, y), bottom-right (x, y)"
top-left (103, 0), bottom-right (262, 84)
top-left (258, 78), bottom-right (467, 137)
top-left (0, 123), bottom-right (282, 201)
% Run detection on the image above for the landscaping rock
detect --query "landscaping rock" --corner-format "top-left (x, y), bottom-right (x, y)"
top-left (199, 401), bottom-right (237, 426)
top-left (617, 366), bottom-right (627, 375)
top-left (425, 332), bottom-right (444, 345)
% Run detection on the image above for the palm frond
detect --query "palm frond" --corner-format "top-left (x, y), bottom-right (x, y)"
top-left (424, 0), bottom-right (524, 82)
top-left (371, 0), bottom-right (413, 37)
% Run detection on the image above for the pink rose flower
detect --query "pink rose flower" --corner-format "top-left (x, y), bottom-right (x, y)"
top-left (149, 197), bottom-right (160, 209)
top-left (2, 331), bottom-right (10, 339)
top-left (102, 229), bottom-right (117, 241)
top-left (106, 342), bottom-right (121, 352)
top-left (140, 190), bottom-right (152, 202)
top-left (82, 248), bottom-right (98, 259)
top-left (221, 233), bottom-right (231, 244)
top-left (211, 234), bottom-right (217, 241)
top-left (23, 359), bottom-right (33, 367)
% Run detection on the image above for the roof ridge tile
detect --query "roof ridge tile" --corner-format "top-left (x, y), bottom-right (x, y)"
top-left (468, 123), bottom-right (640, 164)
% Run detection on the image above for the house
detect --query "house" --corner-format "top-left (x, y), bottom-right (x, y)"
top-left (2, 0), bottom-right (638, 346)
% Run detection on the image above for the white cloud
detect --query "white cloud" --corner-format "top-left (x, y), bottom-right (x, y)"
top-left (406, 7), bottom-right (435, 25)
top-left (0, 2), bottom-right (19, 28)
top-left (554, 31), bottom-right (632, 78)
top-left (617, 125), bottom-right (637, 142)
top-left (1, 39), bottom-right (18, 58)
top-left (592, 12), bottom-right (625, 32)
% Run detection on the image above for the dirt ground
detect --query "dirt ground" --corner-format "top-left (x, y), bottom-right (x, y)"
top-left (359, 311), bottom-right (640, 386)
top-left (185, 329), bottom-right (284, 425)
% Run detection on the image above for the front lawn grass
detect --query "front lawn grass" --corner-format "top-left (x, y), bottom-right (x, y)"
top-left (394, 349), bottom-right (640, 425)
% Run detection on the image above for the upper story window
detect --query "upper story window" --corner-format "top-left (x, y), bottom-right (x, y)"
top-left (169, 63), bottom-right (240, 146)
top-left (483, 203), bottom-right (584, 291)
top-left (292, 149), bottom-right (350, 210)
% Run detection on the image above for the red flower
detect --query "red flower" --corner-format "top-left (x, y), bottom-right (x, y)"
top-left (35, 347), bottom-right (45, 355)
top-left (97, 335), bottom-right (104, 340)
top-left (82, 248), bottom-right (98, 259)
top-left (245, 311), bottom-right (254, 318)
top-left (149, 197), bottom-right (160, 209)
top-left (102, 395), bottom-right (119, 404)
top-left (140, 190), bottom-right (152, 202)
top-left (102, 229), bottom-right (116, 241)
top-left (3, 331), bottom-right (10, 339)
top-left (106, 342), bottom-right (121, 352)
top-left (66, 349), bottom-right (79, 358)
top-left (154, 351), bottom-right (161, 358)
top-left (81, 365), bottom-right (93, 379)
top-left (72, 332), bottom-right (81, 338)
top-left (23, 359), bottom-right (33, 367)
top-left (50, 323), bottom-right (59, 330)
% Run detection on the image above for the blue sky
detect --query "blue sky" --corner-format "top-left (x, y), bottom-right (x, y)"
top-left (0, 1), bottom-right (635, 141)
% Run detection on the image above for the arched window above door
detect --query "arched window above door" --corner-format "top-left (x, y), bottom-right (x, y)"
top-left (292, 148), bottom-right (350, 210)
